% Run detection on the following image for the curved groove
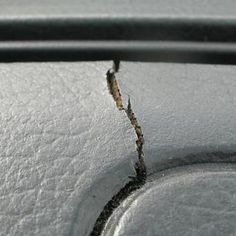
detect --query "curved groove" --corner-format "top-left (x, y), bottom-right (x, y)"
top-left (90, 166), bottom-right (146, 236)
top-left (103, 162), bottom-right (236, 236)
top-left (149, 151), bottom-right (236, 176)
top-left (90, 151), bottom-right (236, 235)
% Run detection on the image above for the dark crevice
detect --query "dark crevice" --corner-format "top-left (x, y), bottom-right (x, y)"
top-left (90, 61), bottom-right (147, 236)
top-left (89, 168), bottom-right (146, 236)
top-left (148, 151), bottom-right (236, 177)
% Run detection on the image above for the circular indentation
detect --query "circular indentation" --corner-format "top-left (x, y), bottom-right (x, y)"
top-left (103, 164), bottom-right (236, 236)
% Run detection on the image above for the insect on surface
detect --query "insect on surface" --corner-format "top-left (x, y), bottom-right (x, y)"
top-left (106, 69), bottom-right (124, 110)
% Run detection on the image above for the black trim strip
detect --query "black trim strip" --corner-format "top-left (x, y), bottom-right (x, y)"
top-left (0, 41), bottom-right (236, 64)
top-left (0, 17), bottom-right (236, 64)
top-left (0, 17), bottom-right (236, 42)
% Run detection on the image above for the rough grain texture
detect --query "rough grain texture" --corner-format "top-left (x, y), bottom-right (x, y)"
top-left (0, 62), bottom-right (136, 236)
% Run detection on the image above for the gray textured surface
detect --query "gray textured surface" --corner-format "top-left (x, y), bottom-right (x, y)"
top-left (2, 60), bottom-right (236, 236)
top-left (117, 62), bottom-right (236, 173)
top-left (103, 164), bottom-right (236, 236)
top-left (0, 0), bottom-right (235, 19)
top-left (0, 62), bottom-right (136, 236)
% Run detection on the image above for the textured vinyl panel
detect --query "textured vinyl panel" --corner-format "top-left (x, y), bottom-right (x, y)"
top-left (0, 61), bottom-right (136, 236)
top-left (117, 62), bottom-right (236, 173)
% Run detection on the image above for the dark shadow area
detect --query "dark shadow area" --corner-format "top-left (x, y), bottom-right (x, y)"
top-left (145, 147), bottom-right (236, 176)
